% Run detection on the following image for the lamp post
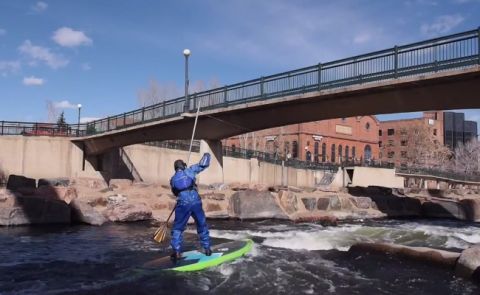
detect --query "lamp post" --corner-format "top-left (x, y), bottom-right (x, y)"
top-left (183, 49), bottom-right (191, 113)
top-left (77, 104), bottom-right (82, 136)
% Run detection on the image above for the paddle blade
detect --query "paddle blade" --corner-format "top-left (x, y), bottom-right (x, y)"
top-left (153, 224), bottom-right (169, 243)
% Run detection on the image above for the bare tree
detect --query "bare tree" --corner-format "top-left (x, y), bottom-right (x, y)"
top-left (46, 100), bottom-right (59, 123)
top-left (137, 79), bottom-right (179, 107)
top-left (452, 140), bottom-right (480, 174)
top-left (406, 124), bottom-right (451, 168)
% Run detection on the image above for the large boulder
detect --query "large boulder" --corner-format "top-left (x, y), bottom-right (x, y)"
top-left (455, 245), bottom-right (480, 281)
top-left (0, 190), bottom-right (70, 225)
top-left (229, 190), bottom-right (289, 220)
top-left (350, 197), bottom-right (373, 209)
top-left (349, 242), bottom-right (460, 268)
top-left (301, 198), bottom-right (316, 211)
top-left (38, 178), bottom-right (70, 187)
top-left (104, 203), bottom-right (152, 222)
top-left (70, 199), bottom-right (107, 226)
top-left (35, 186), bottom-right (77, 204)
top-left (6, 175), bottom-right (36, 191)
top-left (422, 199), bottom-right (466, 220)
top-left (460, 198), bottom-right (480, 222)
top-left (278, 191), bottom-right (298, 214)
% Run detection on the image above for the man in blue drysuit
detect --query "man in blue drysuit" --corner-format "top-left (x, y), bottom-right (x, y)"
top-left (170, 153), bottom-right (212, 260)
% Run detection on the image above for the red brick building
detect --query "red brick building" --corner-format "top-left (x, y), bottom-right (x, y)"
top-left (223, 116), bottom-right (380, 164)
top-left (379, 111), bottom-right (444, 167)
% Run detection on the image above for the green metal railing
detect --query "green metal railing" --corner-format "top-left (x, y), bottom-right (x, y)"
top-left (0, 121), bottom-right (86, 137)
top-left (85, 28), bottom-right (480, 135)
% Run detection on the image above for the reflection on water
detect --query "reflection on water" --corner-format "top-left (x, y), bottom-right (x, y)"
top-left (0, 219), bottom-right (478, 295)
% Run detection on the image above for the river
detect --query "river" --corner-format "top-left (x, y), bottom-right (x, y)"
top-left (1, 219), bottom-right (479, 295)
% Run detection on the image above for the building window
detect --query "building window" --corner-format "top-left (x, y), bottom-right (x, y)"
top-left (364, 145), bottom-right (372, 162)
top-left (331, 144), bottom-right (336, 163)
top-left (387, 129), bottom-right (395, 136)
top-left (306, 151), bottom-right (312, 162)
top-left (387, 151), bottom-right (395, 158)
top-left (401, 151), bottom-right (407, 158)
top-left (400, 128), bottom-right (408, 135)
top-left (284, 141), bottom-right (290, 155)
top-left (352, 146), bottom-right (356, 160)
top-left (379, 141), bottom-right (382, 147)
top-left (314, 142), bottom-right (319, 163)
top-left (433, 129), bottom-right (437, 136)
top-left (379, 130), bottom-right (382, 136)
top-left (401, 140), bottom-right (407, 146)
top-left (322, 143), bottom-right (326, 162)
top-left (338, 145), bottom-right (343, 162)
top-left (292, 141), bottom-right (298, 159)
top-left (307, 141), bottom-right (310, 146)
top-left (232, 144), bottom-right (236, 152)
top-left (365, 122), bottom-right (370, 130)
top-left (388, 140), bottom-right (394, 147)
top-left (345, 146), bottom-right (349, 161)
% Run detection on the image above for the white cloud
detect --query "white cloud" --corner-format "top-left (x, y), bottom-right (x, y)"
top-left (31, 1), bottom-right (48, 13)
top-left (81, 63), bottom-right (91, 71)
top-left (421, 14), bottom-right (464, 36)
top-left (0, 60), bottom-right (21, 76)
top-left (18, 40), bottom-right (69, 69)
top-left (0, 28), bottom-right (6, 36)
top-left (52, 27), bottom-right (92, 47)
top-left (53, 100), bottom-right (78, 109)
top-left (23, 76), bottom-right (45, 86)
top-left (80, 117), bottom-right (100, 123)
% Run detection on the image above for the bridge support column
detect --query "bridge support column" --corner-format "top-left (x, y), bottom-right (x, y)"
top-left (199, 140), bottom-right (224, 185)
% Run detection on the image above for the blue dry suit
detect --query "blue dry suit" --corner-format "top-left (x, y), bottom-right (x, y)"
top-left (170, 153), bottom-right (211, 253)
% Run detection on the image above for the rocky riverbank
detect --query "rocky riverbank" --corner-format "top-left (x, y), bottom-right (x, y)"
top-left (2, 175), bottom-right (480, 226)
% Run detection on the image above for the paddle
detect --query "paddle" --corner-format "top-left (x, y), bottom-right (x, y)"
top-left (153, 99), bottom-right (202, 243)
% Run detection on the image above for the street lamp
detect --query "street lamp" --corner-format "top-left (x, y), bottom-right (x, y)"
top-left (77, 104), bottom-right (82, 136)
top-left (183, 49), bottom-right (191, 113)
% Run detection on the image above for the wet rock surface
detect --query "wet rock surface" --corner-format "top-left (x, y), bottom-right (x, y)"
top-left (229, 190), bottom-right (289, 220)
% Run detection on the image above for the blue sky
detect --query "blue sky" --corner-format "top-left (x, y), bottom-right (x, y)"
top-left (0, 0), bottom-right (479, 125)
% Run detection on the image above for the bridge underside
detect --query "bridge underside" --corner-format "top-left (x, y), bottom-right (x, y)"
top-left (75, 67), bottom-right (480, 155)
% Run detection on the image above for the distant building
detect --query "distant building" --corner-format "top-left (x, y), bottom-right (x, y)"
top-left (223, 116), bottom-right (380, 164)
top-left (378, 111), bottom-right (444, 167)
top-left (379, 111), bottom-right (478, 167)
top-left (444, 111), bottom-right (478, 150)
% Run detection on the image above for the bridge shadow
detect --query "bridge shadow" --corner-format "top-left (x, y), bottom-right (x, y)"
top-left (84, 147), bottom-right (143, 184)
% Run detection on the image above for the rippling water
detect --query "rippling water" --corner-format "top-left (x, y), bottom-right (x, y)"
top-left (0, 219), bottom-right (479, 295)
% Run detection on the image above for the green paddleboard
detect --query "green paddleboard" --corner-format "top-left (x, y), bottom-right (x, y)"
top-left (143, 239), bottom-right (253, 272)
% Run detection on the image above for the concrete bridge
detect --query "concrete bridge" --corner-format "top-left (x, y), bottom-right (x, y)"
top-left (76, 29), bottom-right (480, 158)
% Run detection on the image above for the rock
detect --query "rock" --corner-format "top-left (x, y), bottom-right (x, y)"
top-left (288, 186), bottom-right (303, 193)
top-left (202, 192), bottom-right (226, 201)
top-left (328, 195), bottom-right (342, 210)
top-left (230, 183), bottom-right (250, 191)
top-left (369, 195), bottom-right (422, 217)
top-left (35, 186), bottom-right (77, 204)
top-left (104, 203), bottom-right (152, 222)
top-left (151, 202), bottom-right (169, 210)
top-left (72, 178), bottom-right (108, 190)
top-left (38, 178), bottom-right (70, 187)
top-left (229, 190), bottom-right (289, 220)
top-left (268, 186), bottom-right (288, 193)
top-left (0, 194), bottom-right (70, 225)
top-left (249, 183), bottom-right (270, 192)
top-left (87, 196), bottom-right (108, 207)
top-left (460, 198), bottom-right (480, 222)
top-left (205, 211), bottom-right (230, 219)
top-left (208, 183), bottom-right (229, 191)
top-left (349, 243), bottom-right (460, 268)
top-left (301, 198), bottom-right (317, 211)
top-left (317, 198), bottom-right (330, 210)
top-left (337, 196), bottom-right (354, 210)
top-left (107, 194), bottom-right (127, 205)
top-left (422, 199), bottom-right (466, 220)
top-left (70, 199), bottom-right (107, 226)
top-left (291, 212), bottom-right (338, 226)
top-left (6, 175), bottom-right (36, 191)
top-left (205, 203), bottom-right (222, 212)
top-left (278, 191), bottom-right (298, 214)
top-left (455, 245), bottom-right (480, 280)
top-left (109, 179), bottom-right (133, 190)
top-left (350, 197), bottom-right (372, 209)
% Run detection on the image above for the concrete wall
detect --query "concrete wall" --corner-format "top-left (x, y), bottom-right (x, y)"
top-left (350, 166), bottom-right (404, 188)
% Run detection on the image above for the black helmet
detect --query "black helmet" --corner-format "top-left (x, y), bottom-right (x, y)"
top-left (174, 159), bottom-right (187, 171)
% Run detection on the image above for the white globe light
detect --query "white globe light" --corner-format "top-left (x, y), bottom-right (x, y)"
top-left (77, 104), bottom-right (82, 108)
top-left (183, 49), bottom-right (191, 56)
